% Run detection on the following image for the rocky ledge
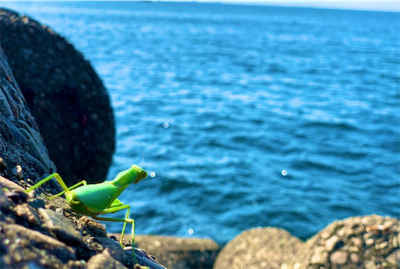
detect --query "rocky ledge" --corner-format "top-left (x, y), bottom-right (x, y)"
top-left (0, 174), bottom-right (166, 269)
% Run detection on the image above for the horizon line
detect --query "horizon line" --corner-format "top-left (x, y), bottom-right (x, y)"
top-left (1, 0), bottom-right (400, 13)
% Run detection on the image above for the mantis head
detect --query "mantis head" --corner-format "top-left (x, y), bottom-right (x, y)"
top-left (112, 165), bottom-right (148, 187)
top-left (131, 164), bottom-right (148, 184)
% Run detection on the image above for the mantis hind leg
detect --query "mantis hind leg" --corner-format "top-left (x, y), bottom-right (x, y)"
top-left (24, 173), bottom-right (87, 199)
top-left (92, 204), bottom-right (138, 263)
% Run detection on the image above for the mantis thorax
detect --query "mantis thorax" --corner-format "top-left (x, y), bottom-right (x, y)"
top-left (111, 165), bottom-right (148, 187)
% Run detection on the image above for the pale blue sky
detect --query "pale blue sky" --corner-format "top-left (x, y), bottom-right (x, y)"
top-left (3, 0), bottom-right (400, 12)
top-left (157, 0), bottom-right (400, 12)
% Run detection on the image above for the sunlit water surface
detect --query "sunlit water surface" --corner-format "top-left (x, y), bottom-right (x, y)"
top-left (2, 2), bottom-right (399, 245)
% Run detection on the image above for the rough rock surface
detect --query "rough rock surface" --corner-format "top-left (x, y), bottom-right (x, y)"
top-left (214, 215), bottom-right (399, 269)
top-left (0, 8), bottom-right (115, 186)
top-left (0, 48), bottom-right (57, 186)
top-left (304, 215), bottom-right (399, 269)
top-left (117, 234), bottom-right (220, 269)
top-left (213, 227), bottom-right (304, 269)
top-left (0, 175), bottom-right (165, 269)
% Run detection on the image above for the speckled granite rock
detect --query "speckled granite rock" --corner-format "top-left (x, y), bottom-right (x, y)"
top-left (214, 215), bottom-right (399, 269)
top-left (0, 8), bottom-right (115, 186)
top-left (213, 227), bottom-right (304, 269)
top-left (304, 215), bottom-right (399, 269)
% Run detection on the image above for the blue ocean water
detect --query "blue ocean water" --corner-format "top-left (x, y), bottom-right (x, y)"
top-left (2, 1), bottom-right (399, 245)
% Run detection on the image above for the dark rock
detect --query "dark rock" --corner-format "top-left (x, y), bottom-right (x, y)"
top-left (38, 208), bottom-right (82, 244)
top-left (0, 8), bottom-right (115, 186)
top-left (0, 49), bottom-right (57, 187)
top-left (0, 222), bottom-right (76, 263)
top-left (27, 197), bottom-right (45, 209)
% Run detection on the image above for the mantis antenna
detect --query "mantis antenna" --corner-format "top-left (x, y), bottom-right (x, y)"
top-left (138, 141), bottom-right (145, 167)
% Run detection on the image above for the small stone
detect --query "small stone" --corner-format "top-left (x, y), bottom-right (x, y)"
top-left (320, 231), bottom-right (331, 239)
top-left (337, 228), bottom-right (346, 237)
top-left (393, 235), bottom-right (399, 248)
top-left (310, 246), bottom-right (328, 264)
top-left (363, 232), bottom-right (372, 240)
top-left (330, 250), bottom-right (348, 265)
top-left (382, 220), bottom-right (394, 230)
top-left (347, 246), bottom-right (359, 253)
top-left (351, 237), bottom-right (363, 248)
top-left (386, 249), bottom-right (400, 265)
top-left (345, 228), bottom-right (355, 237)
top-left (325, 235), bottom-right (339, 252)
top-left (366, 238), bottom-right (374, 246)
top-left (350, 253), bottom-right (360, 263)
top-left (11, 165), bottom-right (23, 179)
top-left (365, 260), bottom-right (377, 269)
top-left (378, 241), bottom-right (388, 250)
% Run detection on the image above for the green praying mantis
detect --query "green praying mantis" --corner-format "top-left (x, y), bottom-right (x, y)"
top-left (24, 164), bottom-right (149, 267)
